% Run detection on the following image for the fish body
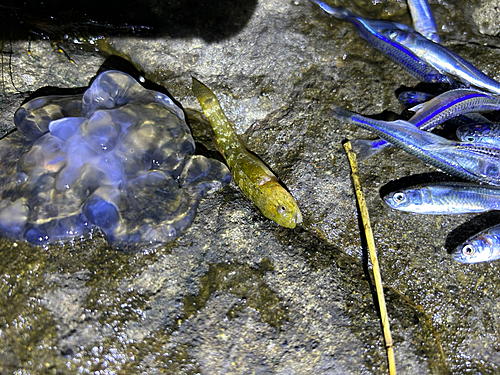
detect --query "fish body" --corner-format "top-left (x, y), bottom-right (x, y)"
top-left (456, 122), bottom-right (500, 145)
top-left (332, 106), bottom-right (500, 185)
top-left (352, 89), bottom-right (500, 160)
top-left (310, 0), bottom-right (452, 84)
top-left (454, 224), bottom-right (500, 263)
top-left (407, 0), bottom-right (440, 43)
top-left (192, 77), bottom-right (302, 228)
top-left (383, 182), bottom-right (500, 214)
top-left (382, 28), bottom-right (500, 94)
top-left (408, 89), bottom-right (500, 130)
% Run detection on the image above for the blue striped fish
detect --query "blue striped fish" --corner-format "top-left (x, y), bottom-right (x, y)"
top-left (332, 106), bottom-right (500, 185)
top-left (407, 0), bottom-right (440, 43)
top-left (352, 89), bottom-right (500, 160)
top-left (383, 182), bottom-right (500, 214)
top-left (309, 0), bottom-right (452, 84)
top-left (454, 224), bottom-right (500, 263)
top-left (456, 122), bottom-right (500, 146)
top-left (382, 28), bottom-right (500, 94)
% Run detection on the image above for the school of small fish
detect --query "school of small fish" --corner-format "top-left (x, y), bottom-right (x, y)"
top-left (311, 0), bottom-right (500, 263)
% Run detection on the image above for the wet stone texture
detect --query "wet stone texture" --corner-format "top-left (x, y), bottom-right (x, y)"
top-left (1, 0), bottom-right (500, 373)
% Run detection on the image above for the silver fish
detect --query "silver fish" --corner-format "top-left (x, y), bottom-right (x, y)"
top-left (332, 106), bottom-right (500, 185)
top-left (454, 224), bottom-right (500, 263)
top-left (351, 89), bottom-right (500, 161)
top-left (407, 0), bottom-right (440, 43)
top-left (456, 122), bottom-right (500, 145)
top-left (309, 0), bottom-right (452, 84)
top-left (383, 182), bottom-right (500, 214)
top-left (382, 28), bottom-right (500, 94)
top-left (407, 89), bottom-right (500, 130)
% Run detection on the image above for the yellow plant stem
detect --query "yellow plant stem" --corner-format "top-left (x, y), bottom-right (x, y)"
top-left (343, 141), bottom-right (396, 375)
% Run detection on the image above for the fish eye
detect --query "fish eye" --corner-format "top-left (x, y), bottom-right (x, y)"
top-left (462, 244), bottom-right (475, 256)
top-left (465, 135), bottom-right (476, 142)
top-left (277, 205), bottom-right (287, 214)
top-left (392, 191), bottom-right (406, 204)
top-left (386, 30), bottom-right (398, 39)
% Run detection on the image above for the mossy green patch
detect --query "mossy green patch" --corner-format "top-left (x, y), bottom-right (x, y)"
top-left (0, 233), bottom-right (171, 372)
top-left (0, 238), bottom-right (59, 373)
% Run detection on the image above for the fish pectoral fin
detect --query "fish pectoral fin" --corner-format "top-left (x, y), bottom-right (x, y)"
top-left (408, 102), bottom-right (426, 112)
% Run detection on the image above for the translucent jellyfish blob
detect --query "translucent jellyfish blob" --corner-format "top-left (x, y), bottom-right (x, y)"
top-left (1, 70), bottom-right (231, 249)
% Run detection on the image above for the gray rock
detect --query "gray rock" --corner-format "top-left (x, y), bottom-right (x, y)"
top-left (473, 0), bottom-right (500, 36)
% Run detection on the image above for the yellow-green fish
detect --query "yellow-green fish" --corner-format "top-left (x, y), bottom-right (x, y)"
top-left (192, 77), bottom-right (302, 228)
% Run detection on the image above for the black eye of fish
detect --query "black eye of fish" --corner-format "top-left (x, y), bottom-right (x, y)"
top-left (386, 30), bottom-right (398, 39)
top-left (393, 192), bottom-right (406, 204)
top-left (465, 135), bottom-right (476, 142)
top-left (462, 244), bottom-right (475, 256)
top-left (277, 205), bottom-right (287, 214)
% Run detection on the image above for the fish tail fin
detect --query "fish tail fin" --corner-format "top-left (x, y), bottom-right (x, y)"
top-left (330, 106), bottom-right (392, 160)
top-left (329, 105), bottom-right (356, 122)
top-left (350, 138), bottom-right (390, 161)
top-left (309, 0), bottom-right (351, 19)
top-left (192, 76), bottom-right (218, 107)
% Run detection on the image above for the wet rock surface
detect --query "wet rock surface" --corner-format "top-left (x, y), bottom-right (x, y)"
top-left (1, 0), bottom-right (500, 373)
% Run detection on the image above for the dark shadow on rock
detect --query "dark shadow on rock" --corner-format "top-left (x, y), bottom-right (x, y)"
top-left (394, 82), bottom-right (453, 104)
top-left (361, 109), bottom-right (402, 121)
top-left (0, 0), bottom-right (257, 43)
